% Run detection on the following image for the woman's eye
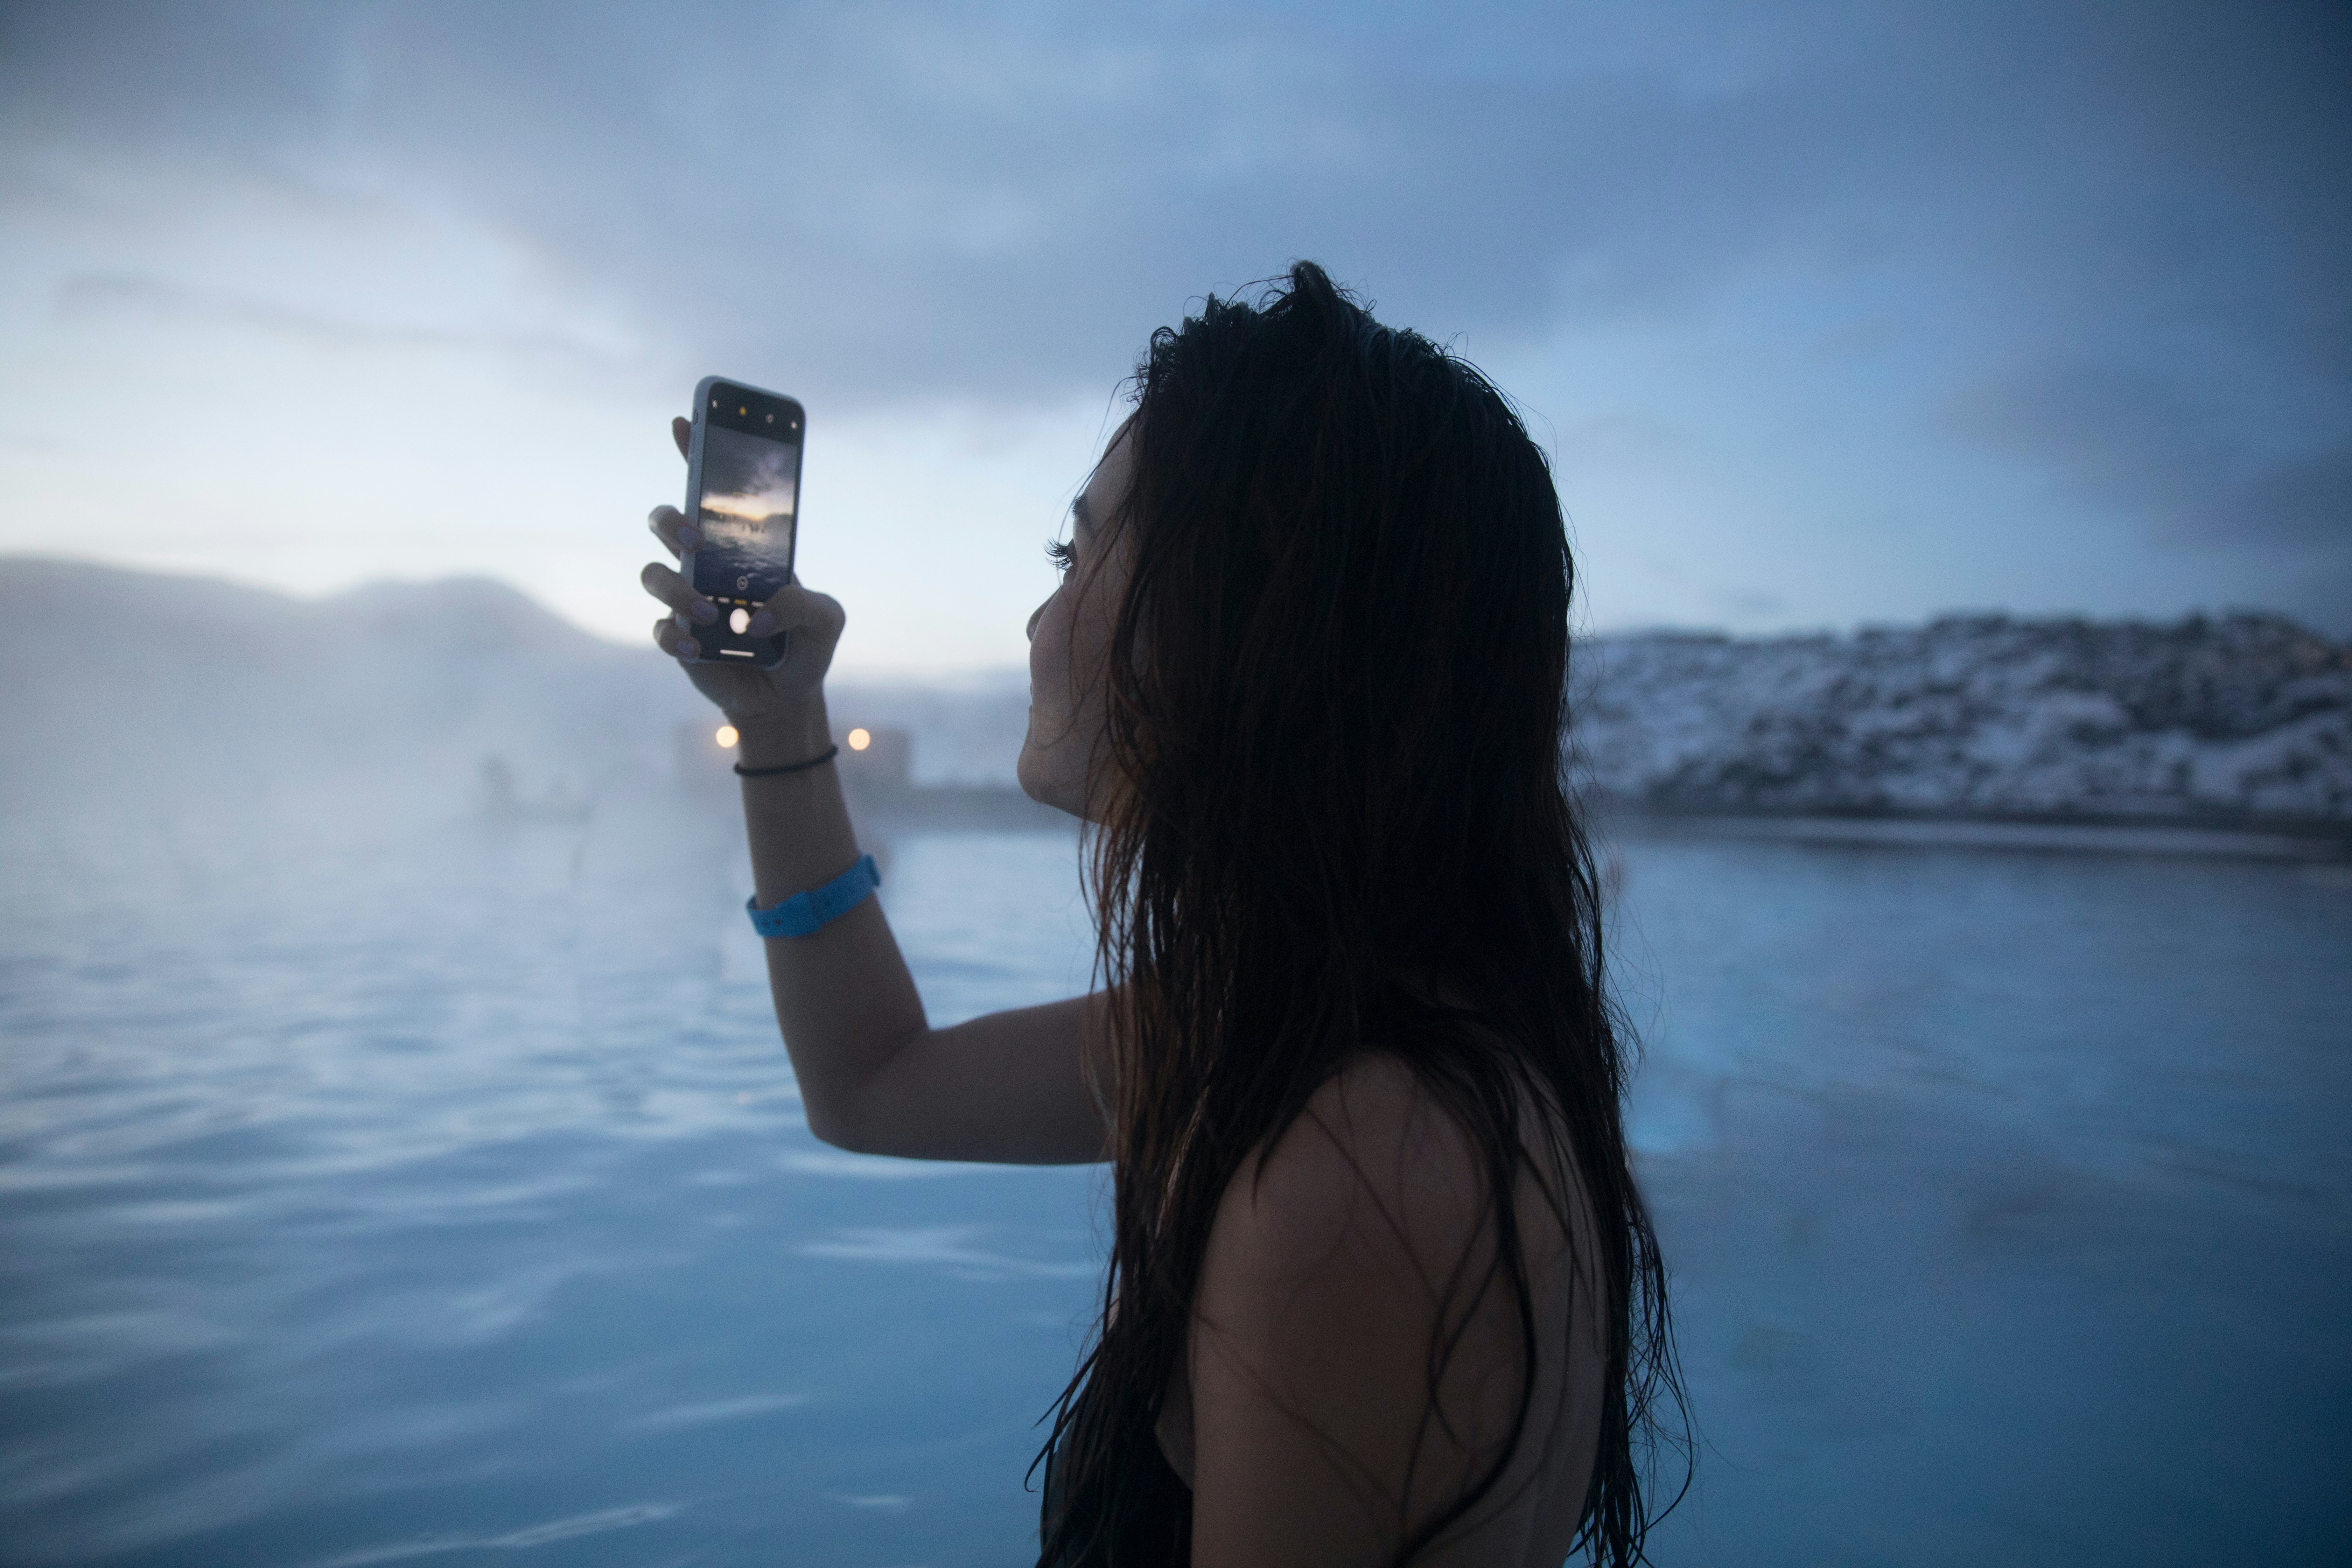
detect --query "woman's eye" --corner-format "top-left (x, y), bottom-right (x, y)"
top-left (1044, 537), bottom-right (1077, 575)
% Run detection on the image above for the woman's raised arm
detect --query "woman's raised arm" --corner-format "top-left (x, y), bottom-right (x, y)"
top-left (641, 416), bottom-right (1110, 1166)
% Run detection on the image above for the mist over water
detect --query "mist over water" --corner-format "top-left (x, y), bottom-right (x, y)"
top-left (1, 793), bottom-right (1102, 1567)
top-left (4, 764), bottom-right (2347, 1564)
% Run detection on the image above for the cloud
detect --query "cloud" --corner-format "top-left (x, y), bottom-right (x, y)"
top-left (50, 273), bottom-right (627, 364)
top-left (1946, 365), bottom-right (2352, 555)
top-left (11, 0), bottom-right (2337, 414)
top-left (2172, 447), bottom-right (2352, 551)
top-left (4, 0), bottom-right (2349, 629)
top-left (1942, 363), bottom-right (2225, 509)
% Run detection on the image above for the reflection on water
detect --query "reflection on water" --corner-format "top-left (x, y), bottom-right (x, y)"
top-left (1, 789), bottom-right (2347, 1566)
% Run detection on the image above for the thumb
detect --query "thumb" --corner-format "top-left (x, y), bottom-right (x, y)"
top-left (751, 582), bottom-right (845, 642)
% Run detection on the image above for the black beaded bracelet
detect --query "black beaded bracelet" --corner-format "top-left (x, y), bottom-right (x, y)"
top-left (733, 743), bottom-right (840, 778)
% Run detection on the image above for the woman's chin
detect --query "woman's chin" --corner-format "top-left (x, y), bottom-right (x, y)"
top-left (1016, 743), bottom-right (1084, 819)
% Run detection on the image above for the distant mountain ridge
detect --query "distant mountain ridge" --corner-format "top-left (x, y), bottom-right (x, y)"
top-left (5, 558), bottom-right (2345, 828)
top-left (0, 557), bottom-right (701, 817)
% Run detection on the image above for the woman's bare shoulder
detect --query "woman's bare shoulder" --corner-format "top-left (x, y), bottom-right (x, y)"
top-left (1208, 1049), bottom-right (1560, 1319)
top-left (1185, 1051), bottom-right (1597, 1563)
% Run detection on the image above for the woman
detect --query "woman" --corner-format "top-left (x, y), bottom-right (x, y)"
top-left (639, 263), bottom-right (1678, 1566)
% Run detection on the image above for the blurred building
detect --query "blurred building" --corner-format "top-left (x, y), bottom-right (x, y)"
top-left (674, 719), bottom-right (1065, 831)
top-left (839, 726), bottom-right (912, 800)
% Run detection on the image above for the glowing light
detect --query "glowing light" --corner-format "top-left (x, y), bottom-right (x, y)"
top-left (715, 724), bottom-right (739, 748)
top-left (847, 728), bottom-right (872, 751)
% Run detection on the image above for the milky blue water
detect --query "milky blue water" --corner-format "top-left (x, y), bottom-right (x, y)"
top-left (2, 786), bottom-right (2348, 1566)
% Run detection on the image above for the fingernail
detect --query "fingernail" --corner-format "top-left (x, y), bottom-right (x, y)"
top-left (746, 609), bottom-right (774, 637)
top-left (690, 600), bottom-right (718, 624)
top-left (674, 638), bottom-right (698, 659)
top-left (678, 526), bottom-right (700, 549)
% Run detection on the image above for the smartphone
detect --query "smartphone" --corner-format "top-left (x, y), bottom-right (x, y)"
top-left (682, 376), bottom-right (805, 667)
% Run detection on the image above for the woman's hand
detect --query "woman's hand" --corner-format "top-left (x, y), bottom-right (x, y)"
top-left (642, 415), bottom-right (845, 726)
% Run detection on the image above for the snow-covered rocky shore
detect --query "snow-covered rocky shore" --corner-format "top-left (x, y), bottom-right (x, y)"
top-left (1573, 613), bottom-right (2352, 826)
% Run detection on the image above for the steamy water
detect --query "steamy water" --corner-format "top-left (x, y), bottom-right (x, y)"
top-left (3, 781), bottom-right (2347, 1566)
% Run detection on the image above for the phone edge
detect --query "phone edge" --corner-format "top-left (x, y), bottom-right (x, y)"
top-left (681, 375), bottom-right (803, 670)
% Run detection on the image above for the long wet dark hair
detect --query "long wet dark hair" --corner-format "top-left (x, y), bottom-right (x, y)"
top-left (1034, 262), bottom-right (1681, 1566)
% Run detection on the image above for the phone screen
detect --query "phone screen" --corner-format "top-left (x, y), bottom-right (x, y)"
top-left (692, 393), bottom-right (802, 605)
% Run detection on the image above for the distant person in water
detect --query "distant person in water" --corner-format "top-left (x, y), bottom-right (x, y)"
top-left (638, 262), bottom-right (1681, 1566)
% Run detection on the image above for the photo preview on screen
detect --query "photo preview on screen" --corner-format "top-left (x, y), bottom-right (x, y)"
top-left (695, 421), bottom-right (800, 604)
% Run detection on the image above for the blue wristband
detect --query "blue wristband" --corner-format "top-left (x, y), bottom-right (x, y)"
top-left (747, 853), bottom-right (881, 938)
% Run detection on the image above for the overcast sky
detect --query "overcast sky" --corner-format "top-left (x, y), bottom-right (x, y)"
top-left (2, 0), bottom-right (2345, 673)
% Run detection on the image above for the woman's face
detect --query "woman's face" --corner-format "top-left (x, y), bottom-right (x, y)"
top-left (1018, 424), bottom-right (1136, 821)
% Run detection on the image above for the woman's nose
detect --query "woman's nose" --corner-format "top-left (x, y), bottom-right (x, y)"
top-left (1026, 602), bottom-right (1046, 642)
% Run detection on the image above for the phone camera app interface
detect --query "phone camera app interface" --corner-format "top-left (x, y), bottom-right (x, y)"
top-left (695, 411), bottom-right (799, 605)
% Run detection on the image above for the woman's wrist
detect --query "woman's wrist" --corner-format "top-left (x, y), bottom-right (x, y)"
top-left (731, 702), bottom-right (832, 771)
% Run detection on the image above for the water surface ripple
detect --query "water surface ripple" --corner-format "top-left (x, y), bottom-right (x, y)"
top-left (1, 804), bottom-right (2346, 1564)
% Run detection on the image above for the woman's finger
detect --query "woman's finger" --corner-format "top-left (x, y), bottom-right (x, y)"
top-left (647, 505), bottom-right (701, 559)
top-left (745, 582), bottom-right (846, 643)
top-left (640, 560), bottom-right (719, 625)
top-left (651, 616), bottom-right (699, 661)
top-left (673, 416), bottom-right (692, 461)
